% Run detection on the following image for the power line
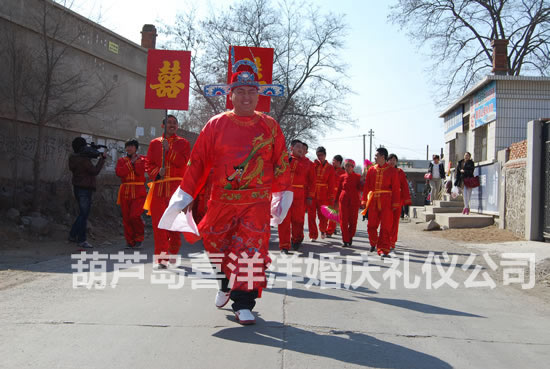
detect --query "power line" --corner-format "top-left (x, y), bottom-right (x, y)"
top-left (321, 135), bottom-right (362, 142)
top-left (359, 103), bottom-right (434, 118)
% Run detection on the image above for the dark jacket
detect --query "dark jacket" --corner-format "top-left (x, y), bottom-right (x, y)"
top-left (427, 162), bottom-right (445, 179)
top-left (454, 159), bottom-right (475, 187)
top-left (69, 154), bottom-right (105, 190)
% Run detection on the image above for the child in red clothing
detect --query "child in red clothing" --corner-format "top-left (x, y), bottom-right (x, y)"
top-left (336, 159), bottom-right (362, 247)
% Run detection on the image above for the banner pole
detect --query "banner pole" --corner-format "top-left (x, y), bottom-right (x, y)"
top-left (161, 109), bottom-right (167, 172)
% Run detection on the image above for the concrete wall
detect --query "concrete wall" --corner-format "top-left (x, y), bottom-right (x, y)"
top-left (0, 0), bottom-right (166, 216)
top-left (525, 120), bottom-right (544, 241)
top-left (499, 122), bottom-right (546, 240)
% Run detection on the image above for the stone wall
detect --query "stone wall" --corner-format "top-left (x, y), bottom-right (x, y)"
top-left (503, 164), bottom-right (526, 237)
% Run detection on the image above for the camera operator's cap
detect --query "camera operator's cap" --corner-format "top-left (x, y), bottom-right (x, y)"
top-left (203, 46), bottom-right (284, 97)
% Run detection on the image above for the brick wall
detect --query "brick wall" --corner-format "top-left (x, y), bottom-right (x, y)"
top-left (508, 140), bottom-right (527, 160)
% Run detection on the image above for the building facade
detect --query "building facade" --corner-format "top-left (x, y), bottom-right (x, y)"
top-left (0, 0), bottom-right (181, 217)
top-left (440, 75), bottom-right (550, 168)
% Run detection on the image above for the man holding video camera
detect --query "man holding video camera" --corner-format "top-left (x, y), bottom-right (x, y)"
top-left (68, 137), bottom-right (107, 248)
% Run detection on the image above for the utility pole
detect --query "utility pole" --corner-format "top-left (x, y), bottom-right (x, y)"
top-left (368, 129), bottom-right (374, 161)
top-left (426, 145), bottom-right (429, 160)
top-left (363, 134), bottom-right (366, 164)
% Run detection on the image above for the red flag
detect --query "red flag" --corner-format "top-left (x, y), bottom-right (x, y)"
top-left (226, 46), bottom-right (275, 113)
top-left (145, 50), bottom-right (191, 110)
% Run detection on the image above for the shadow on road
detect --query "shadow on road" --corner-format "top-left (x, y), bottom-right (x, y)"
top-left (213, 319), bottom-right (453, 369)
top-left (357, 297), bottom-right (486, 318)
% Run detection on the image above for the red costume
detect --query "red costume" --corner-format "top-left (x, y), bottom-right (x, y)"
top-left (116, 155), bottom-right (147, 247)
top-left (277, 155), bottom-right (315, 250)
top-left (337, 171), bottom-right (362, 244)
top-left (362, 163), bottom-right (400, 255)
top-left (180, 111), bottom-right (290, 292)
top-left (390, 168), bottom-right (412, 248)
top-left (307, 160), bottom-right (336, 240)
top-left (327, 167), bottom-right (345, 236)
top-left (192, 170), bottom-right (213, 225)
top-left (145, 134), bottom-right (190, 258)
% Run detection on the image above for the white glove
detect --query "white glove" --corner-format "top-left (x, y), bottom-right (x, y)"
top-left (270, 191), bottom-right (294, 226)
top-left (158, 188), bottom-right (199, 235)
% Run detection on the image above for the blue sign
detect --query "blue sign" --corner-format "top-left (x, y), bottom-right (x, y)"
top-left (471, 80), bottom-right (496, 129)
top-left (470, 162), bottom-right (500, 214)
top-left (444, 106), bottom-right (463, 141)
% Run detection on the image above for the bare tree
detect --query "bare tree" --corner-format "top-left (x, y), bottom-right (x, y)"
top-left (0, 0), bottom-right (115, 211)
top-left (0, 23), bottom-right (32, 207)
top-left (162, 0), bottom-right (352, 144)
top-left (389, 0), bottom-right (550, 105)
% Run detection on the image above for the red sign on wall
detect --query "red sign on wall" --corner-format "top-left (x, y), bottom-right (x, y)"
top-left (145, 50), bottom-right (191, 110)
top-left (226, 46), bottom-right (275, 113)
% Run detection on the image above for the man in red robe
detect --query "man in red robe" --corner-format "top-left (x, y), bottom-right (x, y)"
top-left (362, 147), bottom-right (400, 257)
top-left (116, 139), bottom-right (147, 249)
top-left (336, 159), bottom-right (362, 247)
top-left (278, 140), bottom-right (315, 253)
top-left (326, 154), bottom-right (344, 237)
top-left (145, 115), bottom-right (190, 267)
top-left (158, 67), bottom-right (291, 325)
top-left (388, 153), bottom-right (411, 250)
top-left (307, 146), bottom-right (336, 241)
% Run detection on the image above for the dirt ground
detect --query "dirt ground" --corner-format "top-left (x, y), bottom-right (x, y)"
top-left (0, 217), bottom-right (135, 267)
top-left (424, 223), bottom-right (523, 243)
top-left (404, 221), bottom-right (550, 303)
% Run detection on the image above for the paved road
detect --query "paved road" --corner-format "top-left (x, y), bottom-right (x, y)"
top-left (1, 219), bottom-right (549, 368)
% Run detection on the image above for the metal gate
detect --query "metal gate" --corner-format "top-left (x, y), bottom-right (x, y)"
top-left (543, 121), bottom-right (550, 240)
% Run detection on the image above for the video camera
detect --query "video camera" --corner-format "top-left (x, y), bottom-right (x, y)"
top-left (79, 142), bottom-right (108, 159)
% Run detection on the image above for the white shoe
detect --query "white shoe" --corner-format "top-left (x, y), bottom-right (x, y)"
top-left (153, 263), bottom-right (168, 270)
top-left (215, 291), bottom-right (231, 308)
top-left (234, 309), bottom-right (255, 325)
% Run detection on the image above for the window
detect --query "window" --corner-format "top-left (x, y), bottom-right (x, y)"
top-left (416, 182), bottom-right (425, 194)
top-left (474, 125), bottom-right (488, 162)
top-left (449, 139), bottom-right (456, 166)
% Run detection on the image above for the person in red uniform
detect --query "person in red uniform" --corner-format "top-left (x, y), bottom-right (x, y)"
top-left (192, 170), bottom-right (213, 225)
top-left (115, 139), bottom-right (147, 249)
top-left (278, 140), bottom-right (315, 253)
top-left (362, 147), bottom-right (400, 257)
top-left (301, 142), bottom-right (315, 207)
top-left (336, 159), bottom-right (362, 247)
top-left (307, 146), bottom-right (336, 241)
top-left (388, 153), bottom-right (411, 250)
top-left (144, 115), bottom-right (190, 267)
top-left (158, 66), bottom-right (291, 325)
top-left (326, 154), bottom-right (344, 237)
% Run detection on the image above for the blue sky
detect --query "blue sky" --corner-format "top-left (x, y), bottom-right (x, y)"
top-left (71, 0), bottom-right (445, 165)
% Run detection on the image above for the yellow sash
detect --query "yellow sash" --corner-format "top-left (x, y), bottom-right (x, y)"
top-left (116, 182), bottom-right (145, 205)
top-left (361, 190), bottom-right (392, 216)
top-left (143, 177), bottom-right (183, 216)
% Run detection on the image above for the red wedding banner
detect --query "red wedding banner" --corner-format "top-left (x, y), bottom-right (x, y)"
top-left (145, 50), bottom-right (191, 110)
top-left (226, 46), bottom-right (275, 113)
